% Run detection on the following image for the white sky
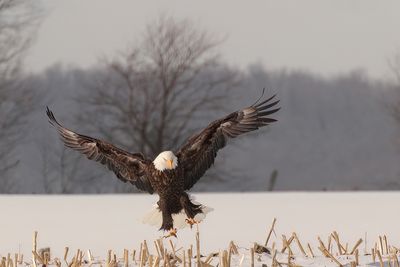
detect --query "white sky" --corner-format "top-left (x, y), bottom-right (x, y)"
top-left (26, 0), bottom-right (400, 79)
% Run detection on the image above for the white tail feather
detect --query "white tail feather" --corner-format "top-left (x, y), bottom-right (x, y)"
top-left (141, 197), bottom-right (213, 229)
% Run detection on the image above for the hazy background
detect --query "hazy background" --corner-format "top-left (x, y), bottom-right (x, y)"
top-left (2, 0), bottom-right (400, 193)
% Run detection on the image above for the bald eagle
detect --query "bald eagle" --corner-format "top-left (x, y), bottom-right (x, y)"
top-left (46, 94), bottom-right (279, 237)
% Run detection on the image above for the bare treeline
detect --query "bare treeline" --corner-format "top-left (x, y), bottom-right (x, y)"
top-left (34, 64), bottom-right (400, 193)
top-left (2, 11), bottom-right (400, 193)
top-left (0, 0), bottom-right (40, 192)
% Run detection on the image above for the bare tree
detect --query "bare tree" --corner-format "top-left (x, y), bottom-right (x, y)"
top-left (0, 0), bottom-right (40, 192)
top-left (40, 142), bottom-right (106, 194)
top-left (76, 16), bottom-right (239, 192)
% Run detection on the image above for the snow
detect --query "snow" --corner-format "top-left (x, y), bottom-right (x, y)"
top-left (1, 192), bottom-right (400, 266)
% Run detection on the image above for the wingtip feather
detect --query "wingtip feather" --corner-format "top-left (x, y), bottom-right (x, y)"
top-left (253, 93), bottom-right (277, 108)
top-left (46, 106), bottom-right (61, 127)
top-left (257, 100), bottom-right (280, 112)
top-left (258, 107), bottom-right (281, 117)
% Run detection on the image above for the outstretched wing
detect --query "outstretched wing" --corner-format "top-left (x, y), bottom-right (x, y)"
top-left (46, 107), bottom-right (154, 194)
top-left (176, 94), bottom-right (280, 190)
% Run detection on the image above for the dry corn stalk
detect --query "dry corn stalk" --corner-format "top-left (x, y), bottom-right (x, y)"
top-left (281, 234), bottom-right (294, 254)
top-left (384, 235), bottom-right (389, 255)
top-left (327, 235), bottom-right (332, 253)
top-left (123, 249), bottom-right (128, 267)
top-left (132, 249), bottom-right (136, 264)
top-left (318, 246), bottom-right (343, 267)
top-left (271, 250), bottom-right (277, 267)
top-left (203, 261), bottom-right (214, 267)
top-left (220, 251), bottom-right (225, 267)
top-left (318, 236), bottom-right (328, 252)
top-left (332, 231), bottom-right (345, 255)
top-left (107, 250), bottom-right (112, 264)
top-left (32, 231), bottom-right (38, 267)
top-left (372, 248), bottom-right (376, 263)
top-left (293, 232), bottom-right (307, 257)
top-left (87, 249), bottom-right (94, 263)
top-left (32, 232), bottom-right (38, 253)
top-left (165, 249), bottom-right (172, 267)
top-left (168, 240), bottom-right (176, 259)
top-left (32, 251), bottom-right (43, 265)
top-left (143, 240), bottom-right (150, 263)
top-left (307, 243), bottom-right (315, 258)
top-left (152, 256), bottom-right (160, 267)
top-left (138, 243), bottom-right (143, 267)
top-left (265, 218), bottom-right (277, 247)
top-left (376, 249), bottom-right (384, 267)
top-left (355, 249), bottom-right (359, 266)
top-left (154, 241), bottom-right (161, 258)
top-left (350, 238), bottom-right (363, 255)
top-left (148, 255), bottom-right (153, 267)
top-left (75, 249), bottom-right (81, 266)
top-left (6, 254), bottom-right (11, 267)
top-left (229, 241), bottom-right (239, 255)
top-left (393, 251), bottom-right (400, 267)
top-left (223, 250), bottom-right (229, 267)
top-left (157, 239), bottom-right (165, 259)
top-left (63, 247), bottom-right (69, 266)
top-left (379, 236), bottom-right (384, 255)
top-left (203, 253), bottom-right (214, 265)
top-left (227, 248), bottom-right (232, 267)
top-left (196, 226), bottom-right (201, 267)
top-left (250, 247), bottom-right (254, 267)
top-left (188, 248), bottom-right (192, 267)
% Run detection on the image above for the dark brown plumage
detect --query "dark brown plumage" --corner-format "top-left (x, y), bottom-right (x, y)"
top-left (177, 94), bottom-right (280, 190)
top-left (46, 94), bottom-right (279, 232)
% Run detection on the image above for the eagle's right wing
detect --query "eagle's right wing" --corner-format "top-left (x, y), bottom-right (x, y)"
top-left (177, 94), bottom-right (280, 190)
top-left (46, 107), bottom-right (154, 194)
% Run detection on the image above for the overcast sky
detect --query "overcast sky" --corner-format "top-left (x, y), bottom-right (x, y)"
top-left (26, 0), bottom-right (400, 79)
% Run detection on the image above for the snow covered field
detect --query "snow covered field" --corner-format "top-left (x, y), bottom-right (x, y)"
top-left (1, 192), bottom-right (400, 266)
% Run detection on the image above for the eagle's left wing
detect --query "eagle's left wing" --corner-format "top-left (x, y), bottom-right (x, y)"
top-left (46, 107), bottom-right (154, 194)
top-left (176, 94), bottom-right (280, 190)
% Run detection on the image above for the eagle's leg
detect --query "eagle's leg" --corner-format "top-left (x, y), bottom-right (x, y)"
top-left (185, 217), bottom-right (198, 228)
top-left (159, 200), bottom-right (177, 238)
top-left (180, 193), bottom-right (202, 228)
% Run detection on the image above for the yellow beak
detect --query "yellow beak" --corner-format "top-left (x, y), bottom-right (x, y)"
top-left (168, 159), bottom-right (173, 169)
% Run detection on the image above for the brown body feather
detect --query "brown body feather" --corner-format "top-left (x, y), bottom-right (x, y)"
top-left (46, 94), bottom-right (279, 231)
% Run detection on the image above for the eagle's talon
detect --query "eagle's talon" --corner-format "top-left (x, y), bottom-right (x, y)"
top-left (185, 218), bottom-right (198, 229)
top-left (163, 228), bottom-right (177, 238)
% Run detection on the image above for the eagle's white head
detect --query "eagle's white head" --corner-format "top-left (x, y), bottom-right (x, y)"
top-left (153, 151), bottom-right (178, 171)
